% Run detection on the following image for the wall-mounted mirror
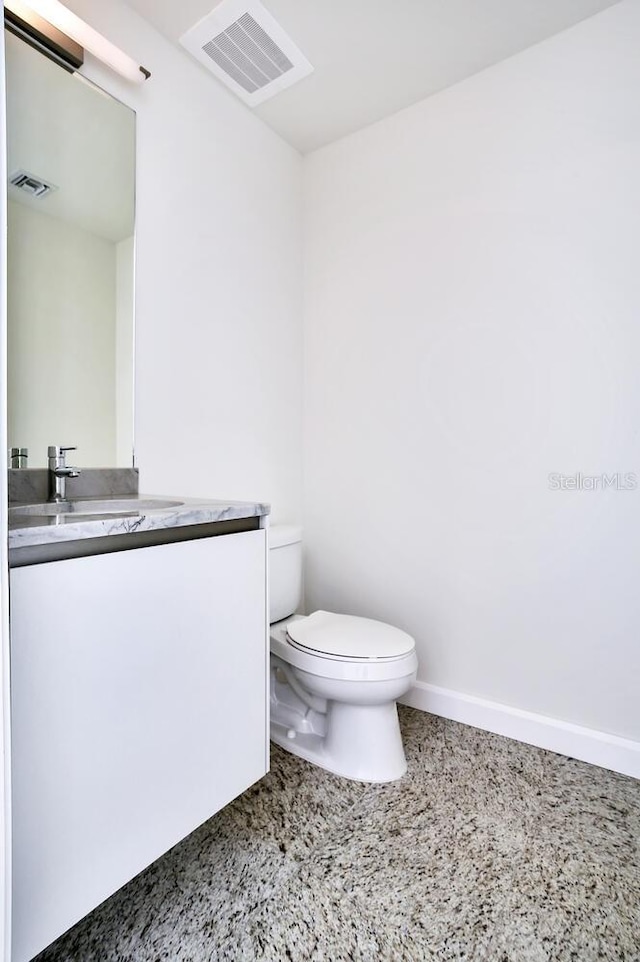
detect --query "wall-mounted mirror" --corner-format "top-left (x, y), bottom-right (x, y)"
top-left (5, 30), bottom-right (135, 469)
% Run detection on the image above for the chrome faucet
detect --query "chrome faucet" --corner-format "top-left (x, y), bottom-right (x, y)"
top-left (48, 446), bottom-right (81, 502)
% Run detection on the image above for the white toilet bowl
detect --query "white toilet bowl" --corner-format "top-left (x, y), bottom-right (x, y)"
top-left (269, 603), bottom-right (418, 782)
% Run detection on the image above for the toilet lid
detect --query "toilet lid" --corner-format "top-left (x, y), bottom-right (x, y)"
top-left (286, 610), bottom-right (415, 661)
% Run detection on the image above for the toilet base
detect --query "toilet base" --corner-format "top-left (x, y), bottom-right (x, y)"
top-left (270, 699), bottom-right (408, 784)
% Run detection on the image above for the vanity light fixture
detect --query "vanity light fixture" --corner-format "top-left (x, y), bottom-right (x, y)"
top-left (3, 0), bottom-right (150, 82)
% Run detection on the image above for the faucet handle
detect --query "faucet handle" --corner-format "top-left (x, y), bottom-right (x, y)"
top-left (48, 445), bottom-right (76, 457)
top-left (47, 446), bottom-right (79, 474)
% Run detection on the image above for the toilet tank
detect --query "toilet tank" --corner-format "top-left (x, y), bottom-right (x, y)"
top-left (269, 525), bottom-right (302, 624)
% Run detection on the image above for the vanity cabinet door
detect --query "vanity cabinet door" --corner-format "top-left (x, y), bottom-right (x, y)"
top-left (10, 529), bottom-right (267, 962)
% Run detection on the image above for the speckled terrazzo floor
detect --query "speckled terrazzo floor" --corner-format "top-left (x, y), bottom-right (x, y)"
top-left (36, 707), bottom-right (640, 962)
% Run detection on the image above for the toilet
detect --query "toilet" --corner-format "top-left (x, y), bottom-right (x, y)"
top-left (269, 525), bottom-right (418, 783)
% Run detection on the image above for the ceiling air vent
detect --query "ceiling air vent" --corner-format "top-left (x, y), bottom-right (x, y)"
top-left (180, 0), bottom-right (313, 107)
top-left (9, 169), bottom-right (57, 198)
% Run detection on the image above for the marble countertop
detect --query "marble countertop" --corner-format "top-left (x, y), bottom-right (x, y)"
top-left (8, 494), bottom-right (270, 551)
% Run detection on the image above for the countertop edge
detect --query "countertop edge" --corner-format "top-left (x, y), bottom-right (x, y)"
top-left (8, 495), bottom-right (271, 551)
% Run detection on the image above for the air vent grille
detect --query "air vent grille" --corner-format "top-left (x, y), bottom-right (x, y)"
top-left (203, 14), bottom-right (293, 94)
top-left (181, 0), bottom-right (313, 107)
top-left (9, 169), bottom-right (57, 198)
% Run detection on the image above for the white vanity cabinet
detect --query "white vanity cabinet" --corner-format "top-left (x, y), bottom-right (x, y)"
top-left (9, 529), bottom-right (267, 962)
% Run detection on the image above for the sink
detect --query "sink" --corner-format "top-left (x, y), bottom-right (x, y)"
top-left (10, 498), bottom-right (184, 519)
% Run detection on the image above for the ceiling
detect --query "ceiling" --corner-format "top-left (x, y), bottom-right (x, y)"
top-left (125, 0), bottom-right (621, 153)
top-left (5, 30), bottom-right (135, 242)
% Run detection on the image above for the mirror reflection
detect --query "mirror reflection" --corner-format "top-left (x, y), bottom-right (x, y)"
top-left (5, 30), bottom-right (135, 468)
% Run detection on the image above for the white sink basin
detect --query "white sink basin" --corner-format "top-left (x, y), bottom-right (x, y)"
top-left (10, 498), bottom-right (183, 519)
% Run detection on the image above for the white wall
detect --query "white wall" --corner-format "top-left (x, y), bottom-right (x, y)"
top-left (7, 201), bottom-right (117, 467)
top-left (303, 0), bottom-right (640, 743)
top-left (66, 0), bottom-right (303, 520)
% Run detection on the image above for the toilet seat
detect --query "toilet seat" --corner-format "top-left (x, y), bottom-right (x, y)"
top-left (271, 613), bottom-right (418, 683)
top-left (286, 610), bottom-right (415, 661)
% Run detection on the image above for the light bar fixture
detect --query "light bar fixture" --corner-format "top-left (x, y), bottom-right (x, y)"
top-left (3, 0), bottom-right (150, 83)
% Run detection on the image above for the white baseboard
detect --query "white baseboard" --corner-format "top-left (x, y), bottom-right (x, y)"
top-left (400, 681), bottom-right (640, 780)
